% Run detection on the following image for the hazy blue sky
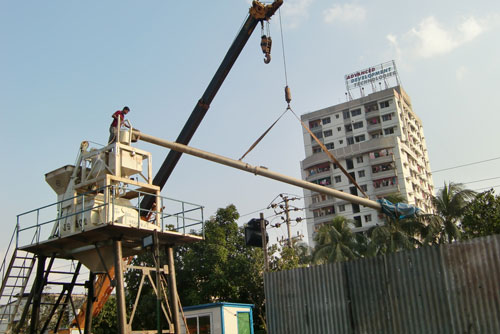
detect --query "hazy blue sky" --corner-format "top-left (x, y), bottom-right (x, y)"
top-left (1, 0), bottom-right (499, 250)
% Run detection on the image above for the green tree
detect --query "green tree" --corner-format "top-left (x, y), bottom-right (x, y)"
top-left (461, 189), bottom-right (500, 239)
top-left (430, 182), bottom-right (476, 243)
top-left (174, 205), bottom-right (267, 332)
top-left (312, 215), bottom-right (361, 263)
top-left (269, 241), bottom-right (312, 271)
top-left (93, 295), bottom-right (118, 334)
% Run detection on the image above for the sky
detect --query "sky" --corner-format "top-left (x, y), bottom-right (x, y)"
top-left (1, 0), bottom-right (500, 255)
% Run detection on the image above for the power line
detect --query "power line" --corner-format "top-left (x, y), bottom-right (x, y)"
top-left (470, 184), bottom-right (500, 192)
top-left (432, 156), bottom-right (500, 174)
top-left (435, 176), bottom-right (500, 189)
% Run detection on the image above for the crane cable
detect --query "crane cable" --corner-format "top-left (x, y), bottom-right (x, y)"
top-left (239, 9), bottom-right (369, 199)
top-left (279, 8), bottom-right (368, 198)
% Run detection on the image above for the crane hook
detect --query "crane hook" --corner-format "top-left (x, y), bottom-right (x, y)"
top-left (260, 35), bottom-right (272, 64)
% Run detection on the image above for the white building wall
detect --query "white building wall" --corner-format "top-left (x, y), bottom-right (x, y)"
top-left (300, 86), bottom-right (434, 246)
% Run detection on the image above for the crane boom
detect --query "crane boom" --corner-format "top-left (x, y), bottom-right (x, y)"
top-left (140, 0), bottom-right (283, 212)
top-left (64, 2), bottom-right (284, 331)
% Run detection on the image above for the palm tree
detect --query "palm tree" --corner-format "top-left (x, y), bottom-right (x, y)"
top-left (312, 215), bottom-right (360, 264)
top-left (367, 193), bottom-right (423, 255)
top-left (427, 182), bottom-right (476, 243)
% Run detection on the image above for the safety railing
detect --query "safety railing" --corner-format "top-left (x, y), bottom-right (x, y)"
top-left (12, 185), bottom-right (205, 251)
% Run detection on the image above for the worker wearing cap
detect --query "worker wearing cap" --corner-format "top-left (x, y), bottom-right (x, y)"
top-left (108, 106), bottom-right (130, 143)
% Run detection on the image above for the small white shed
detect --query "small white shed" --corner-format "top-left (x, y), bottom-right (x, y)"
top-left (180, 302), bottom-right (254, 334)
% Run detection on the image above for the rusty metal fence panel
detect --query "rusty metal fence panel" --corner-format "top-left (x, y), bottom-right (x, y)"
top-left (264, 262), bottom-right (351, 334)
top-left (441, 235), bottom-right (500, 333)
top-left (264, 235), bottom-right (500, 334)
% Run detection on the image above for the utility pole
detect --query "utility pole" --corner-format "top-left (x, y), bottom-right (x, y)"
top-left (260, 212), bottom-right (269, 271)
top-left (281, 195), bottom-right (293, 248)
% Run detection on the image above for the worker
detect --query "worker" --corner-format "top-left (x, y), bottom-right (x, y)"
top-left (108, 106), bottom-right (130, 143)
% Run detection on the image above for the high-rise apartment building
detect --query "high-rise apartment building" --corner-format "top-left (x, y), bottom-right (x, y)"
top-left (300, 85), bottom-right (434, 246)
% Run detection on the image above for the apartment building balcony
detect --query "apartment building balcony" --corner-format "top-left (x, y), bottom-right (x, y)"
top-left (365, 108), bottom-right (380, 118)
top-left (309, 197), bottom-right (336, 210)
top-left (306, 169), bottom-right (330, 181)
top-left (369, 154), bottom-right (394, 165)
top-left (302, 136), bottom-right (396, 169)
top-left (311, 210), bottom-right (336, 224)
top-left (367, 122), bottom-right (382, 132)
top-left (373, 184), bottom-right (400, 196)
top-left (371, 168), bottom-right (397, 180)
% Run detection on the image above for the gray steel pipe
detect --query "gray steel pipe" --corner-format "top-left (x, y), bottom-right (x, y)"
top-left (133, 130), bottom-right (382, 211)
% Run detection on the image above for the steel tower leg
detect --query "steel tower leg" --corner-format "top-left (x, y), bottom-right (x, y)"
top-left (113, 239), bottom-right (128, 334)
top-left (29, 255), bottom-right (46, 334)
top-left (84, 271), bottom-right (95, 334)
top-left (167, 246), bottom-right (180, 333)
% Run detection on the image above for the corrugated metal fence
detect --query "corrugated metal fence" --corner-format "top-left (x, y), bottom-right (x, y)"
top-left (264, 234), bottom-right (500, 333)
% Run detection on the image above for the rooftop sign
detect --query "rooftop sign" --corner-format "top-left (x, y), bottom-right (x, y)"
top-left (344, 60), bottom-right (399, 93)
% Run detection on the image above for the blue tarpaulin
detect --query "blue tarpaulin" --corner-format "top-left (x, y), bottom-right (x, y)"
top-left (377, 198), bottom-right (421, 220)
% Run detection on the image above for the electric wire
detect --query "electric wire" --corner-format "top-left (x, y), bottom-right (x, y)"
top-left (434, 176), bottom-right (500, 189)
top-left (470, 184), bottom-right (500, 192)
top-left (432, 156), bottom-right (500, 174)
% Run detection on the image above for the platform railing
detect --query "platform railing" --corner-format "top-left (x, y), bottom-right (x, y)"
top-left (12, 185), bottom-right (205, 251)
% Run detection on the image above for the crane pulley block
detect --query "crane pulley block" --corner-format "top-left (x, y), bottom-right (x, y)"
top-left (250, 0), bottom-right (283, 20)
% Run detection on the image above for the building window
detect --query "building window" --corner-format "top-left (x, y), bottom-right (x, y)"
top-left (334, 175), bottom-right (342, 183)
top-left (339, 140), bottom-right (343, 144)
top-left (338, 204), bottom-right (346, 212)
top-left (322, 117), bottom-right (331, 125)
top-left (335, 113), bottom-right (340, 119)
top-left (345, 124), bottom-right (352, 132)
top-left (356, 156), bottom-right (364, 164)
top-left (307, 163), bottom-right (330, 176)
top-left (347, 137), bottom-right (354, 145)
top-left (312, 146), bottom-right (321, 154)
top-left (373, 176), bottom-right (397, 188)
top-left (333, 163), bottom-right (338, 169)
top-left (355, 134), bottom-right (365, 142)
top-left (353, 121), bottom-right (364, 129)
top-left (364, 214), bottom-right (372, 222)
top-left (382, 113), bottom-right (393, 121)
top-left (361, 184), bottom-right (368, 191)
top-left (325, 142), bottom-right (334, 150)
top-left (337, 126), bottom-right (342, 132)
top-left (324, 129), bottom-right (333, 137)
top-left (358, 170), bottom-right (365, 178)
top-left (351, 108), bottom-right (362, 117)
top-left (349, 185), bottom-right (357, 194)
top-left (346, 158), bottom-right (354, 170)
top-left (380, 100), bottom-right (390, 108)
top-left (353, 216), bottom-right (362, 227)
top-left (369, 148), bottom-right (391, 159)
top-left (372, 162), bottom-right (394, 173)
top-left (187, 315), bottom-right (211, 334)
top-left (311, 131), bottom-right (323, 140)
top-left (352, 204), bottom-right (360, 213)
top-left (309, 119), bottom-right (321, 128)
top-left (315, 177), bottom-right (331, 186)
top-left (384, 127), bottom-right (395, 135)
top-left (365, 103), bottom-right (379, 112)
top-left (343, 110), bottom-right (350, 119)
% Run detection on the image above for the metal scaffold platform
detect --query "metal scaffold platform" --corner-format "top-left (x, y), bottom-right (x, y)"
top-left (0, 134), bottom-right (205, 334)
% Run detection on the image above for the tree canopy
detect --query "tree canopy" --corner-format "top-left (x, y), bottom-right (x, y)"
top-left (461, 189), bottom-right (500, 239)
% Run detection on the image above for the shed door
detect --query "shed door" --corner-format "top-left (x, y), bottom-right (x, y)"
top-left (237, 312), bottom-right (251, 334)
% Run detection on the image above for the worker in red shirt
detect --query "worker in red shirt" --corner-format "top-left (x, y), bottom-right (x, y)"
top-left (108, 106), bottom-right (130, 143)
